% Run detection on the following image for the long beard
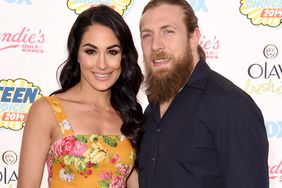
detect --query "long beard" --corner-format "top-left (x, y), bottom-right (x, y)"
top-left (145, 47), bottom-right (194, 104)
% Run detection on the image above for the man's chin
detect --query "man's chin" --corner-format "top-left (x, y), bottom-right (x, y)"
top-left (151, 71), bottom-right (169, 80)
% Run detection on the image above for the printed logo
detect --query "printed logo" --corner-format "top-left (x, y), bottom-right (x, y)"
top-left (199, 35), bottom-right (220, 60)
top-left (240, 0), bottom-right (282, 27)
top-left (0, 79), bottom-right (43, 131)
top-left (67, 0), bottom-right (133, 15)
top-left (3, 0), bottom-right (32, 4)
top-left (269, 160), bottom-right (282, 182)
top-left (188, 0), bottom-right (208, 12)
top-left (264, 44), bottom-right (279, 59)
top-left (265, 121), bottom-right (282, 138)
top-left (0, 167), bottom-right (17, 185)
top-left (0, 150), bottom-right (18, 185)
top-left (2, 151), bottom-right (17, 165)
top-left (0, 27), bottom-right (45, 53)
top-left (244, 44), bottom-right (282, 95)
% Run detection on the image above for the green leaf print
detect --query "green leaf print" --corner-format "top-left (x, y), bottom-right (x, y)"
top-left (53, 156), bottom-right (59, 164)
top-left (98, 180), bottom-right (109, 188)
top-left (63, 155), bottom-right (74, 165)
top-left (90, 135), bottom-right (99, 142)
top-left (103, 136), bottom-right (117, 147)
top-left (74, 159), bottom-right (87, 171)
top-left (76, 135), bottom-right (88, 143)
top-left (69, 168), bottom-right (73, 173)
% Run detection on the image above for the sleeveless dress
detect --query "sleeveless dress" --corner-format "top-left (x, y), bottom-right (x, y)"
top-left (45, 96), bottom-right (136, 188)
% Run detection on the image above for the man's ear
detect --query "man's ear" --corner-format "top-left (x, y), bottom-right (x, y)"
top-left (190, 27), bottom-right (200, 51)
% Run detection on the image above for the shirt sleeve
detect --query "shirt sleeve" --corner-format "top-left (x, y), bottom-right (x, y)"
top-left (215, 95), bottom-right (269, 188)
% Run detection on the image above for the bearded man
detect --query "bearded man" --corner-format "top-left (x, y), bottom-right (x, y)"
top-left (138, 0), bottom-right (269, 188)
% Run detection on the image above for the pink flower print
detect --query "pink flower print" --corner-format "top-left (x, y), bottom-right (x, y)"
top-left (109, 175), bottom-right (124, 188)
top-left (99, 171), bottom-right (112, 180)
top-left (87, 161), bottom-right (94, 168)
top-left (116, 163), bottom-right (129, 175)
top-left (68, 140), bottom-right (87, 157)
top-left (86, 169), bottom-right (92, 175)
top-left (52, 135), bottom-right (76, 157)
top-left (110, 154), bottom-right (120, 164)
top-left (47, 155), bottom-right (53, 176)
top-left (47, 155), bottom-right (53, 185)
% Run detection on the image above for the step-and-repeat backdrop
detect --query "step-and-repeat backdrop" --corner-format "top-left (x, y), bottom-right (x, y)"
top-left (0, 0), bottom-right (281, 187)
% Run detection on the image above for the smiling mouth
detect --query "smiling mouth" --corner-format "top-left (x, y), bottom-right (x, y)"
top-left (153, 59), bottom-right (170, 67)
top-left (93, 72), bottom-right (111, 80)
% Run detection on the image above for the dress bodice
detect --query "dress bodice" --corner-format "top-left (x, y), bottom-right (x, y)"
top-left (45, 96), bottom-right (135, 188)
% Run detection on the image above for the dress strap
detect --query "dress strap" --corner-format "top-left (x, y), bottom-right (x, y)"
top-left (45, 96), bottom-right (74, 136)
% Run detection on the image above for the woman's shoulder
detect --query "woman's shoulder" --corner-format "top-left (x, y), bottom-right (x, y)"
top-left (25, 96), bottom-right (57, 134)
top-left (31, 96), bottom-right (50, 107)
top-left (28, 96), bottom-right (54, 118)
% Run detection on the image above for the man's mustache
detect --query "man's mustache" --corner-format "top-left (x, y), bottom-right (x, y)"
top-left (150, 51), bottom-right (173, 61)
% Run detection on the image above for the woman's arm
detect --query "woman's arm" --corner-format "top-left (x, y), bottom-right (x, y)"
top-left (127, 168), bottom-right (139, 188)
top-left (17, 98), bottom-right (54, 188)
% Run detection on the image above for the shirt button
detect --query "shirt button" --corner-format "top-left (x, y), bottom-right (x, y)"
top-left (152, 158), bottom-right (156, 162)
top-left (156, 129), bottom-right (161, 133)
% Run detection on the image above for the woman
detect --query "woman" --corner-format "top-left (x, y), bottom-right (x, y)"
top-left (17, 5), bottom-right (143, 188)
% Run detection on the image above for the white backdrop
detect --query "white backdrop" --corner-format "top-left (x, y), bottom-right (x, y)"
top-left (0, 0), bottom-right (281, 187)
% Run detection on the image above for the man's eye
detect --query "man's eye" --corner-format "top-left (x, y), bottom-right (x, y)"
top-left (164, 29), bottom-right (174, 34)
top-left (142, 33), bottom-right (151, 39)
top-left (108, 50), bottom-right (119, 55)
top-left (85, 49), bottom-right (96, 55)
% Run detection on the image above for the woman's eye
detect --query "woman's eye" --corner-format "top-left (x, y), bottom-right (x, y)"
top-left (85, 49), bottom-right (96, 55)
top-left (108, 50), bottom-right (119, 55)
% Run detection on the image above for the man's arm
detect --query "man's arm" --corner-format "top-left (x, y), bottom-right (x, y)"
top-left (216, 96), bottom-right (269, 188)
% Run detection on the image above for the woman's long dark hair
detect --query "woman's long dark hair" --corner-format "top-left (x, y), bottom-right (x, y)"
top-left (52, 5), bottom-right (143, 153)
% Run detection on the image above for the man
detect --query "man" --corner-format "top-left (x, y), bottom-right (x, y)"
top-left (138, 0), bottom-right (269, 188)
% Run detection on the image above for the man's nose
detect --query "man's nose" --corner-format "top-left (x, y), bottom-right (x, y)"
top-left (152, 33), bottom-right (164, 52)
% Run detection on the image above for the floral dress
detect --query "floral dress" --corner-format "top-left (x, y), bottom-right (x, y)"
top-left (45, 96), bottom-right (135, 188)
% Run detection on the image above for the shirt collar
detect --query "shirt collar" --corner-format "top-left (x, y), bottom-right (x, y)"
top-left (185, 59), bottom-right (210, 90)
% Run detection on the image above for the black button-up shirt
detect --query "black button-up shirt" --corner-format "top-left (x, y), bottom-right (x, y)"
top-left (138, 60), bottom-right (269, 188)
